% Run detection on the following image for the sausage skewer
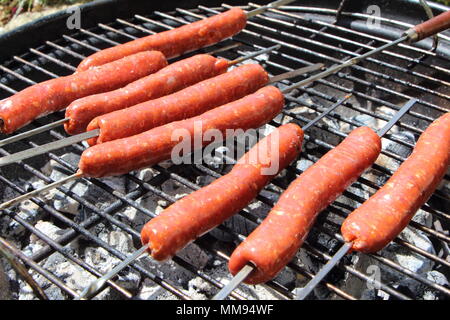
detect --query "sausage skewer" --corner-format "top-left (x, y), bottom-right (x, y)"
top-left (77, 94), bottom-right (351, 300)
top-left (295, 111), bottom-right (450, 300)
top-left (0, 45), bottom-right (281, 147)
top-left (75, 0), bottom-right (297, 71)
top-left (0, 62), bottom-right (324, 167)
top-left (212, 98), bottom-right (417, 300)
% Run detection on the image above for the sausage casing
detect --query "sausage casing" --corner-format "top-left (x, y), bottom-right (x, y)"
top-left (228, 126), bottom-right (382, 284)
top-left (79, 86), bottom-right (284, 178)
top-left (76, 8), bottom-right (246, 71)
top-left (141, 123), bottom-right (304, 261)
top-left (86, 63), bottom-right (268, 145)
top-left (342, 113), bottom-right (450, 253)
top-left (64, 54), bottom-right (229, 134)
top-left (0, 51), bottom-right (167, 134)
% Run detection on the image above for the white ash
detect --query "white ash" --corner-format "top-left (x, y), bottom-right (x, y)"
top-left (1, 198), bottom-right (44, 239)
top-left (160, 179), bottom-right (191, 200)
top-left (136, 168), bottom-right (158, 182)
top-left (295, 158), bottom-right (314, 172)
top-left (100, 176), bottom-right (128, 195)
top-left (138, 278), bottom-right (177, 300)
top-left (423, 271), bottom-right (449, 300)
top-left (27, 220), bottom-right (65, 251)
top-left (82, 230), bottom-right (141, 298)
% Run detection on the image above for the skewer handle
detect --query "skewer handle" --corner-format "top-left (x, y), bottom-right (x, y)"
top-left (408, 10), bottom-right (450, 42)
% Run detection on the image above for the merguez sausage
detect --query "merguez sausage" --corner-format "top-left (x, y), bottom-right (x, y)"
top-left (0, 51), bottom-right (167, 134)
top-left (342, 113), bottom-right (450, 253)
top-left (86, 64), bottom-right (269, 145)
top-left (228, 126), bottom-right (382, 284)
top-left (65, 54), bottom-right (229, 134)
top-left (77, 8), bottom-right (247, 72)
top-left (78, 85), bottom-right (284, 178)
top-left (141, 123), bottom-right (304, 261)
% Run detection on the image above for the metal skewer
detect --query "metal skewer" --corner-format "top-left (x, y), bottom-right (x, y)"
top-left (0, 61), bottom-right (324, 168)
top-left (0, 172), bottom-right (82, 211)
top-left (0, 64), bottom-right (324, 213)
top-left (213, 98), bottom-right (417, 301)
top-left (246, 0), bottom-right (296, 18)
top-left (295, 98), bottom-right (418, 300)
top-left (71, 96), bottom-right (351, 300)
top-left (76, 244), bottom-right (150, 300)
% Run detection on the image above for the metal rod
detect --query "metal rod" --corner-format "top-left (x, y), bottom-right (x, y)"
top-left (376, 99), bottom-right (418, 137)
top-left (212, 264), bottom-right (254, 300)
top-left (0, 118), bottom-right (69, 148)
top-left (0, 3), bottom-right (446, 302)
top-left (229, 44), bottom-right (280, 65)
top-left (0, 129), bottom-right (99, 168)
top-left (246, 0), bottom-right (297, 18)
top-left (296, 242), bottom-right (353, 299)
top-left (280, 36), bottom-right (408, 92)
top-left (0, 172), bottom-right (81, 211)
top-left (302, 94), bottom-right (352, 131)
top-left (77, 244), bottom-right (150, 300)
top-left (269, 63), bottom-right (324, 83)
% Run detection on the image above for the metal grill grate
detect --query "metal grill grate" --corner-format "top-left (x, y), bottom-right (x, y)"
top-left (0, 1), bottom-right (449, 300)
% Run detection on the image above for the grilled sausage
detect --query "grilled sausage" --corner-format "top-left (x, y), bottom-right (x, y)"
top-left (0, 51), bottom-right (167, 134)
top-left (86, 63), bottom-right (269, 145)
top-left (76, 8), bottom-right (247, 71)
top-left (141, 123), bottom-right (304, 261)
top-left (65, 54), bottom-right (229, 134)
top-left (342, 113), bottom-right (450, 253)
top-left (228, 126), bottom-right (382, 284)
top-left (78, 85), bottom-right (284, 178)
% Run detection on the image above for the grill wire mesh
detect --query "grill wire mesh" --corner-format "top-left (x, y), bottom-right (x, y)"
top-left (0, 1), bottom-right (449, 300)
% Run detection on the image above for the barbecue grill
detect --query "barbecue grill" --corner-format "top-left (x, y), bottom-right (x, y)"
top-left (0, 0), bottom-right (449, 300)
